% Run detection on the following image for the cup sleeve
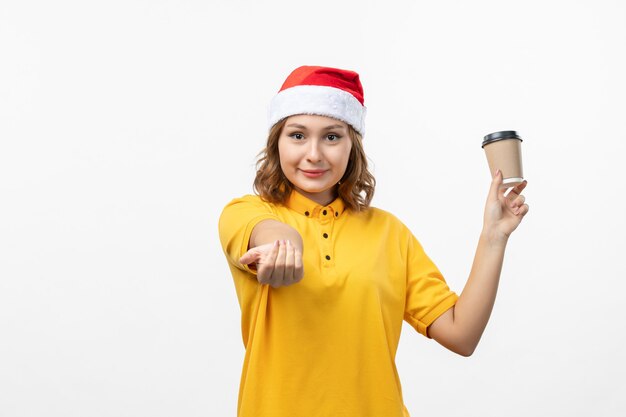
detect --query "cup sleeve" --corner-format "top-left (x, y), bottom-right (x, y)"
top-left (218, 196), bottom-right (280, 275)
top-left (403, 233), bottom-right (459, 337)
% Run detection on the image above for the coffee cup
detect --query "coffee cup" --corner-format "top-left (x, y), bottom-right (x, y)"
top-left (482, 130), bottom-right (524, 188)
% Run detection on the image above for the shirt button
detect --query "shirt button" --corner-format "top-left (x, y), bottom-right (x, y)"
top-left (323, 233), bottom-right (328, 238)
top-left (322, 210), bottom-right (327, 215)
top-left (325, 255), bottom-right (331, 260)
top-left (304, 211), bottom-right (310, 216)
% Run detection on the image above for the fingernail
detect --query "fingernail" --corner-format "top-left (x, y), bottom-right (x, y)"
top-left (495, 169), bottom-right (501, 176)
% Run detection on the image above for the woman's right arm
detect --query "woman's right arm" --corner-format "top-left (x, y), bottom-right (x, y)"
top-left (239, 220), bottom-right (304, 288)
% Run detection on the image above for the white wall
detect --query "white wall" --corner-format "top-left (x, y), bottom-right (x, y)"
top-left (1, 0), bottom-right (624, 416)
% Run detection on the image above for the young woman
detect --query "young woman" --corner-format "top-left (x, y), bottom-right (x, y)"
top-left (218, 65), bottom-right (529, 417)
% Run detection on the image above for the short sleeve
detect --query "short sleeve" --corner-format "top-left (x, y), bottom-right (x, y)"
top-left (403, 233), bottom-right (458, 337)
top-left (218, 195), bottom-right (280, 275)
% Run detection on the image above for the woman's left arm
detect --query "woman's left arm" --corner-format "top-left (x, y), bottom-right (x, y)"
top-left (428, 169), bottom-right (529, 356)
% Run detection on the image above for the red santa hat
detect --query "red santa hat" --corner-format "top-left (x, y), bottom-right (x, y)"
top-left (268, 65), bottom-right (367, 136)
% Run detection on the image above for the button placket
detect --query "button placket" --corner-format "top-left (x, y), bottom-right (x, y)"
top-left (319, 206), bottom-right (334, 266)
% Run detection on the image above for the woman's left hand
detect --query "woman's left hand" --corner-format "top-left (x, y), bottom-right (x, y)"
top-left (483, 169), bottom-right (529, 242)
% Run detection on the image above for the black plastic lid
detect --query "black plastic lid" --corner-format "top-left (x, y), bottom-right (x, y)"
top-left (482, 131), bottom-right (522, 148)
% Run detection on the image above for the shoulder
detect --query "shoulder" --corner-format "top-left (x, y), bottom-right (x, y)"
top-left (222, 194), bottom-right (276, 212)
top-left (224, 194), bottom-right (264, 205)
top-left (363, 206), bottom-right (430, 255)
top-left (352, 205), bottom-right (411, 235)
top-left (219, 194), bottom-right (282, 223)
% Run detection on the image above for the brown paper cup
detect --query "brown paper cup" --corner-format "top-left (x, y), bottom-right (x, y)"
top-left (482, 131), bottom-right (524, 188)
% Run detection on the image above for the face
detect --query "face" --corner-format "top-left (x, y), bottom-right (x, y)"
top-left (278, 114), bottom-right (353, 206)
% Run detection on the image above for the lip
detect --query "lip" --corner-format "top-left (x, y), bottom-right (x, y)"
top-left (300, 169), bottom-right (327, 178)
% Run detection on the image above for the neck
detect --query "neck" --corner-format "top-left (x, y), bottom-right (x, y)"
top-left (294, 186), bottom-right (337, 206)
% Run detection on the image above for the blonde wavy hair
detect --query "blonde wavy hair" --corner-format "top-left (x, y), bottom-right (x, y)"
top-left (253, 118), bottom-right (375, 212)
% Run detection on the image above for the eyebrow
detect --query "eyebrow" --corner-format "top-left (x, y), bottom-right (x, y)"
top-left (285, 123), bottom-right (346, 130)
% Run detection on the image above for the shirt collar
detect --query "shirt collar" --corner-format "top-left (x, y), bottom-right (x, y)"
top-left (286, 190), bottom-right (346, 219)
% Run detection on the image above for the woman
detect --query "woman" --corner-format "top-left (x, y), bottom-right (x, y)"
top-left (218, 65), bottom-right (529, 417)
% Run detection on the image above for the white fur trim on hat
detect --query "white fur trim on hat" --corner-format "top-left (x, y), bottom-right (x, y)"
top-left (268, 85), bottom-right (366, 136)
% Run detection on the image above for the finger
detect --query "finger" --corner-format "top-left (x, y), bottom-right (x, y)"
top-left (294, 248), bottom-right (304, 282)
top-left (507, 180), bottom-right (528, 197)
top-left (257, 240), bottom-right (280, 284)
top-left (283, 240), bottom-right (295, 284)
top-left (270, 240), bottom-right (287, 286)
top-left (509, 194), bottom-right (526, 210)
top-left (239, 249), bottom-right (259, 266)
top-left (489, 169), bottom-right (503, 201)
top-left (514, 203), bottom-right (530, 216)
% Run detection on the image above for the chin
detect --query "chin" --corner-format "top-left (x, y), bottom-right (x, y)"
top-left (298, 186), bottom-right (327, 194)
top-left (293, 182), bottom-right (333, 193)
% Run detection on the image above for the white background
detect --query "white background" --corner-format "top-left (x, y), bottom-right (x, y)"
top-left (1, 0), bottom-right (625, 416)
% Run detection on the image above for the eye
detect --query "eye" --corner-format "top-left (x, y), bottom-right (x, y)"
top-left (289, 133), bottom-right (304, 140)
top-left (326, 134), bottom-right (342, 141)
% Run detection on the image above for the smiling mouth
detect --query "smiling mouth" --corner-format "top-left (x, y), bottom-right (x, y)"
top-left (300, 169), bottom-right (327, 178)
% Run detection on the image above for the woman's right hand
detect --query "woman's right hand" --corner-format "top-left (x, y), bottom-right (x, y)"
top-left (239, 240), bottom-right (304, 288)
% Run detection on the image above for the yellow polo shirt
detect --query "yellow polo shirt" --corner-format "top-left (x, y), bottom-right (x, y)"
top-left (218, 190), bottom-right (458, 417)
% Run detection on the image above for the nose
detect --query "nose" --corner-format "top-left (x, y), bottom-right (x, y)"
top-left (305, 139), bottom-right (322, 163)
